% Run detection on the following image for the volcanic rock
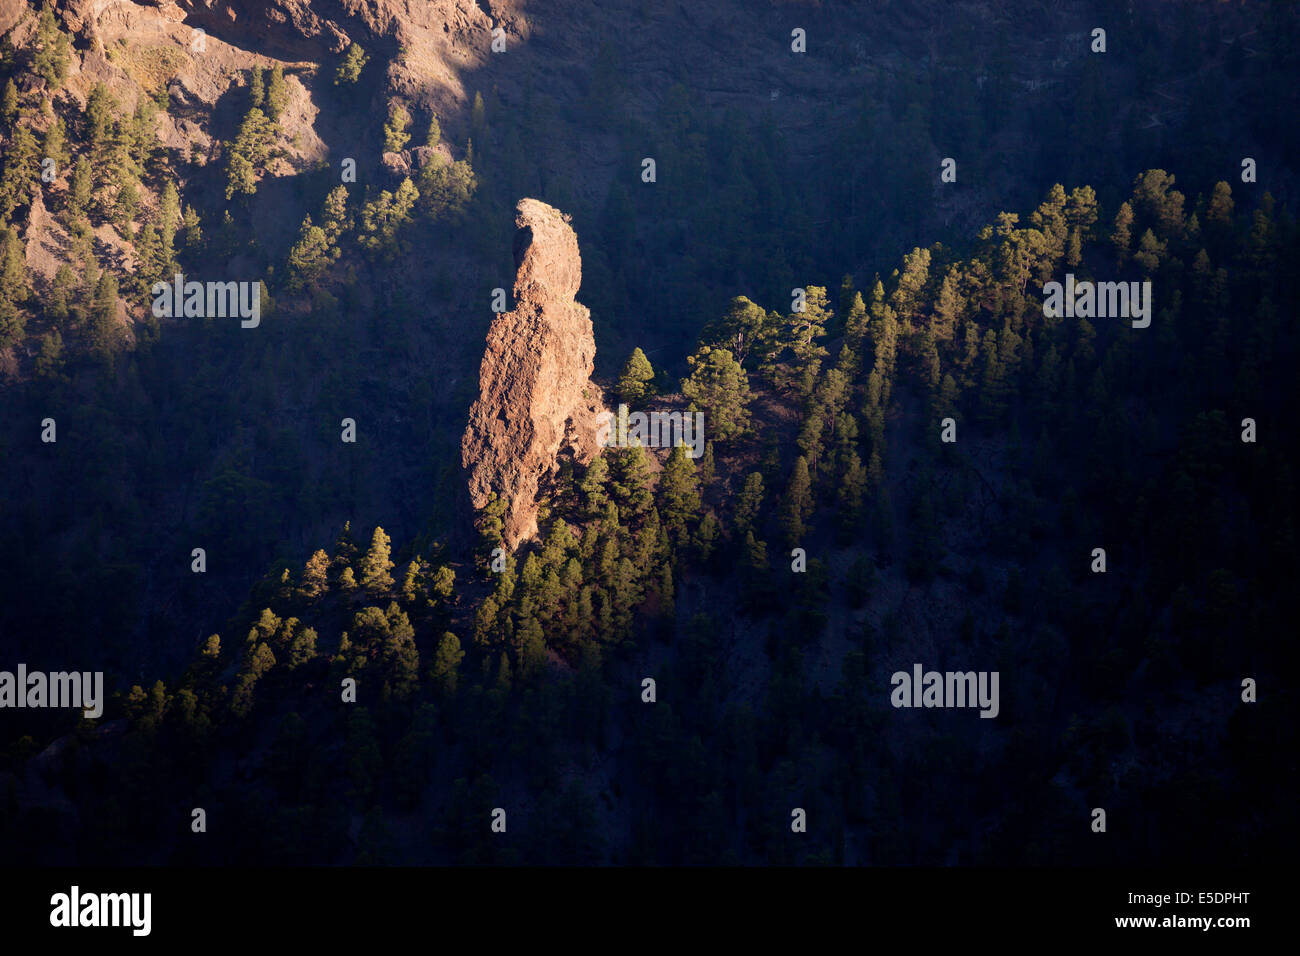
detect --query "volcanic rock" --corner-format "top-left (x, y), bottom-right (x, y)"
top-left (461, 198), bottom-right (606, 548)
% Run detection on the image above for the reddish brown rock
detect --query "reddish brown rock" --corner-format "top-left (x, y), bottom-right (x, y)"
top-left (461, 198), bottom-right (606, 549)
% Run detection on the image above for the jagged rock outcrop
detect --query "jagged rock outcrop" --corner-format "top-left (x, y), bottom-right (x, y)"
top-left (378, 144), bottom-right (451, 177)
top-left (175, 0), bottom-right (352, 57)
top-left (462, 198), bottom-right (606, 549)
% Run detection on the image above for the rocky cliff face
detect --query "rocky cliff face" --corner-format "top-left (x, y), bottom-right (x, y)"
top-left (461, 198), bottom-right (606, 549)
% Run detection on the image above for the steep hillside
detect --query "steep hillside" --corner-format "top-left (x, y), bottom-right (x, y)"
top-left (0, 0), bottom-right (1296, 867)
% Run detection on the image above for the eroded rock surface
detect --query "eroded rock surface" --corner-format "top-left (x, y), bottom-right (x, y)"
top-left (461, 198), bottom-right (606, 548)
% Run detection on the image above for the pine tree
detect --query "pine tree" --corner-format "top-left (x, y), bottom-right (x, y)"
top-left (47, 263), bottom-right (73, 329)
top-left (658, 445), bottom-right (701, 543)
top-left (287, 216), bottom-right (334, 291)
top-left (34, 329), bottom-right (65, 381)
top-left (495, 652), bottom-right (513, 692)
top-left (0, 227), bottom-right (28, 305)
top-left (475, 493), bottom-right (508, 565)
top-left (837, 274), bottom-right (856, 323)
top-left (0, 125), bottom-right (37, 220)
top-left (766, 286), bottom-right (831, 394)
top-left (515, 614), bottom-right (548, 679)
top-left (837, 450), bottom-right (866, 537)
top-left (40, 116), bottom-right (68, 172)
top-left (977, 327), bottom-right (1005, 421)
top-left (694, 512), bottom-right (721, 562)
top-left (580, 456), bottom-right (609, 518)
top-left (125, 98), bottom-right (159, 178)
top-left (1205, 181), bottom-right (1234, 227)
top-left (358, 177), bottom-right (420, 253)
top-left (704, 295), bottom-right (770, 366)
top-left (417, 154), bottom-right (477, 222)
top-left (889, 248), bottom-right (931, 321)
top-left (733, 472), bottom-right (764, 536)
top-left (159, 181), bottom-right (181, 255)
top-left (87, 270), bottom-right (120, 360)
top-left (33, 3), bottom-right (70, 89)
top-left (1065, 228), bottom-right (1083, 268)
top-left (333, 520), bottom-right (358, 571)
top-left (1132, 169), bottom-right (1185, 239)
top-left (471, 91), bottom-right (486, 142)
top-left (844, 291), bottom-right (868, 348)
top-left (225, 107), bottom-right (275, 200)
top-left (132, 223), bottom-right (162, 298)
top-left (616, 347), bottom-right (655, 404)
top-left (335, 43), bottom-right (368, 85)
top-left (932, 269), bottom-right (962, 341)
top-left (1112, 201), bottom-right (1134, 267)
top-left (473, 595), bottom-right (502, 648)
top-left (739, 531), bottom-right (771, 613)
top-left (608, 444), bottom-right (654, 523)
top-left (426, 112), bottom-right (441, 148)
top-left (378, 603), bottom-right (419, 700)
top-left (265, 64), bottom-right (289, 121)
top-left (699, 441), bottom-right (716, 484)
top-left (937, 373), bottom-right (959, 419)
top-left (300, 549), bottom-right (330, 597)
top-left (1030, 183), bottom-right (1070, 266)
top-left (180, 204), bottom-right (202, 248)
top-left (400, 558), bottom-right (426, 605)
top-left (956, 317), bottom-right (980, 386)
top-left (248, 608), bottom-right (282, 646)
top-left (1247, 193), bottom-right (1278, 274)
top-left (249, 67), bottom-right (265, 109)
top-left (680, 346), bottom-right (752, 441)
top-left (84, 83), bottom-right (115, 155)
top-left (1132, 228), bottom-right (1166, 275)
top-left (0, 293), bottom-right (22, 348)
top-left (431, 564), bottom-right (456, 602)
top-left (114, 179), bottom-right (140, 233)
top-left (431, 632), bottom-right (464, 696)
top-left (657, 562), bottom-right (675, 626)
top-left (1065, 185), bottom-right (1099, 266)
top-left (384, 101), bottom-right (412, 153)
top-left (0, 80), bottom-right (16, 127)
top-left (778, 456), bottom-right (813, 546)
top-left (321, 184), bottom-right (351, 243)
top-left (287, 626), bottom-right (318, 670)
top-left (231, 642), bottom-right (276, 717)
